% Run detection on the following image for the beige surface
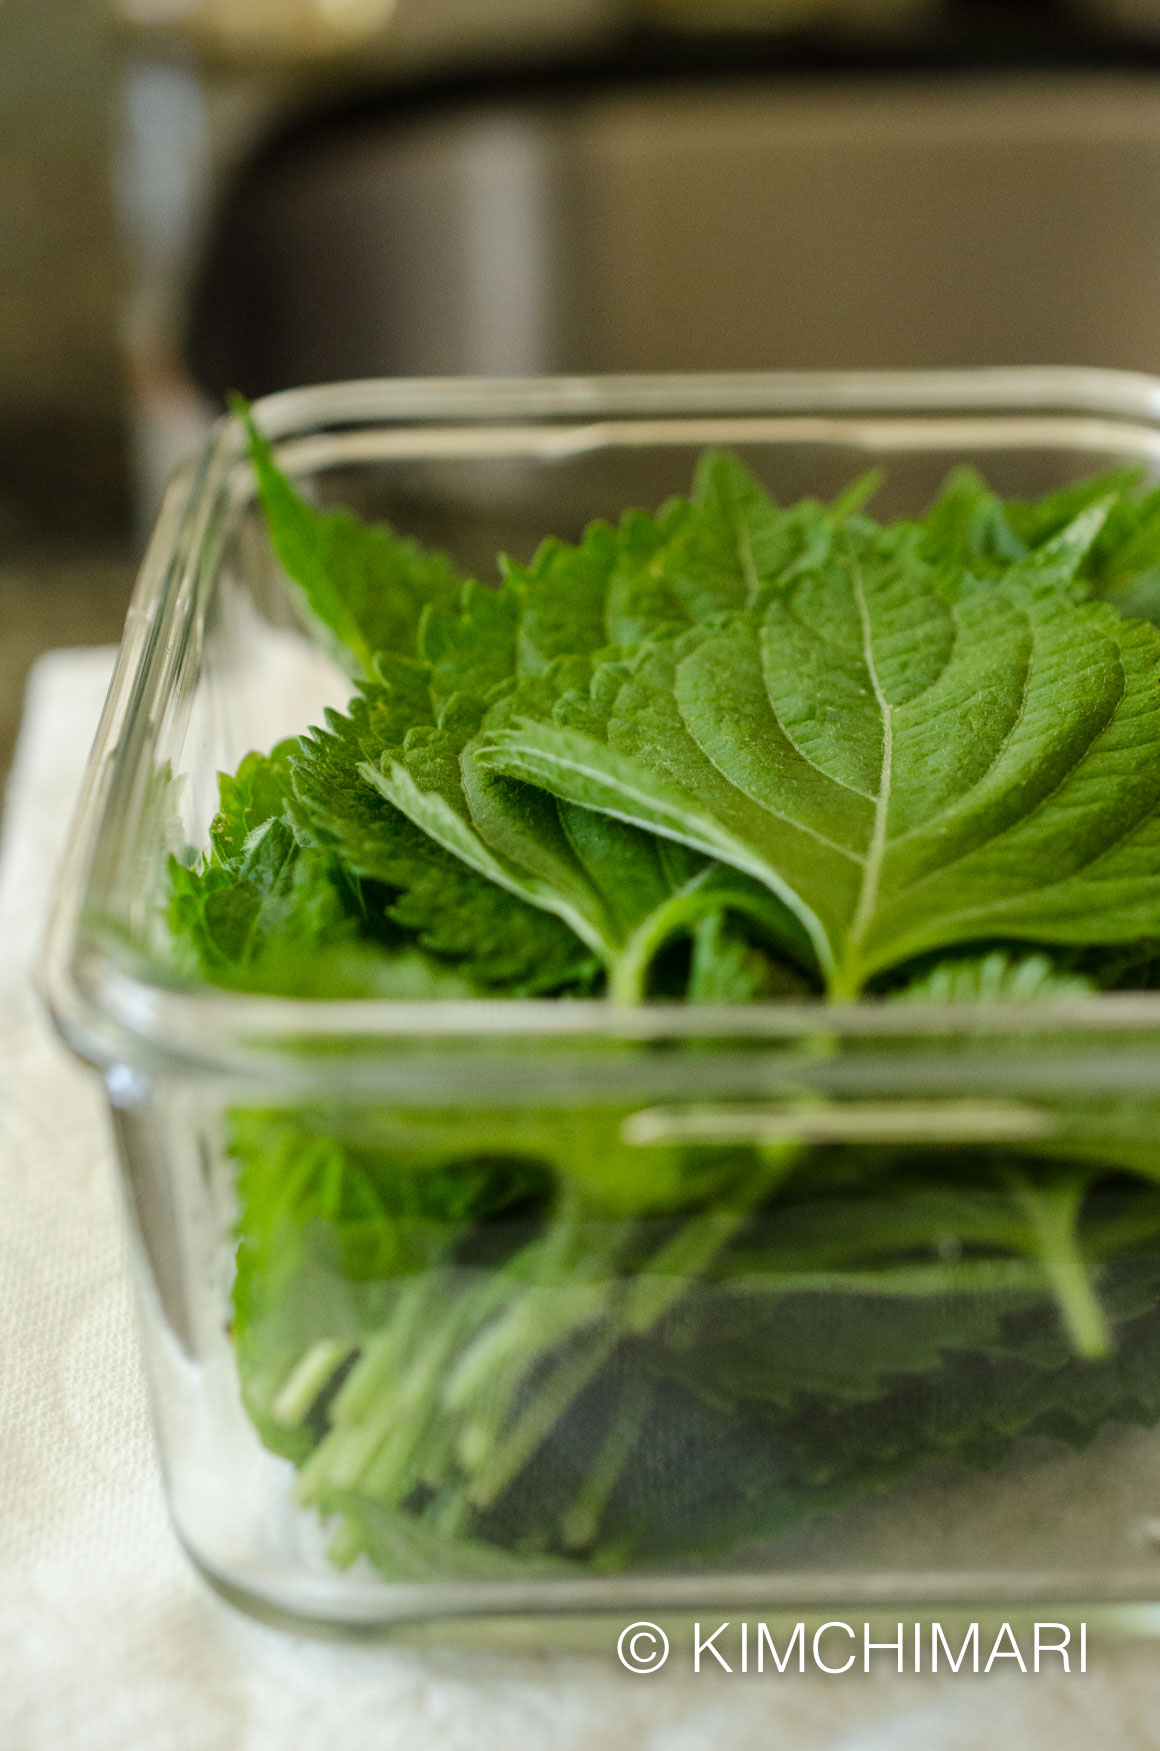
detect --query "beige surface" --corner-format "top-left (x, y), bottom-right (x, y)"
top-left (4, 647), bottom-right (1160, 1747)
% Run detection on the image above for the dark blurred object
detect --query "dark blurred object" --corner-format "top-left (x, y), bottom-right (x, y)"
top-left (635, 0), bottom-right (936, 35)
top-left (121, 0), bottom-right (1160, 518)
top-left (1077, 1), bottom-right (1160, 39)
top-left (112, 1), bottom-right (630, 522)
top-left (190, 69), bottom-right (1160, 401)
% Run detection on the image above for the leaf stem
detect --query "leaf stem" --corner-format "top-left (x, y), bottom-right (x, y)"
top-left (719, 1258), bottom-right (1051, 1298)
top-left (560, 1380), bottom-right (652, 1552)
top-left (468, 1328), bottom-right (620, 1510)
top-left (1010, 1173), bottom-right (1113, 1360)
top-left (609, 870), bottom-right (717, 1004)
top-left (271, 1338), bottom-right (355, 1427)
top-left (842, 542), bottom-right (893, 996)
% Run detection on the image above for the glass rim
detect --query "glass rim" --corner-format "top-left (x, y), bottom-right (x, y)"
top-left (43, 366), bottom-right (1160, 1077)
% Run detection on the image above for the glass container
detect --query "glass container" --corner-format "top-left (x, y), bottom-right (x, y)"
top-left (43, 369), bottom-right (1160, 1637)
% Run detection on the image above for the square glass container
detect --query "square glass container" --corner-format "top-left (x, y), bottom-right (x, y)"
top-left (43, 369), bottom-right (1160, 1638)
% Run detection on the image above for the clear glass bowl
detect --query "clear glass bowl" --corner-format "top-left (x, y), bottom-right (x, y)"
top-left (43, 369), bottom-right (1160, 1637)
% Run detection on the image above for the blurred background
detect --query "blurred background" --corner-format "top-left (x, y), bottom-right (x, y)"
top-left (8, 0), bottom-right (1160, 775)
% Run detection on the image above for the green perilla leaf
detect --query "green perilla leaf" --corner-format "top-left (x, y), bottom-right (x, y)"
top-left (478, 501), bottom-right (1160, 996)
top-left (290, 695), bottom-right (598, 994)
top-left (295, 453), bottom-right (828, 991)
top-left (237, 398), bottom-right (464, 676)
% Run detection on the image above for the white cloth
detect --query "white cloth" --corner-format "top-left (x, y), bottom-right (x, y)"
top-left (2, 648), bottom-right (1159, 1748)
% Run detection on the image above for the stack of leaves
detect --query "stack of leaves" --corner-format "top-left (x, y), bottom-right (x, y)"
top-left (176, 419), bottom-right (1160, 1007)
top-left (168, 415), bottom-right (1160, 1579)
